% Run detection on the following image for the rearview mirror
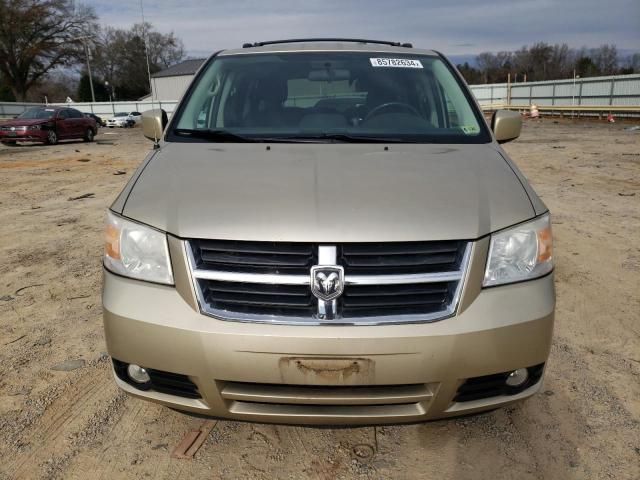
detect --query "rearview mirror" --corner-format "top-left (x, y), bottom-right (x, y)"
top-left (142, 109), bottom-right (168, 142)
top-left (491, 110), bottom-right (522, 144)
top-left (308, 69), bottom-right (350, 82)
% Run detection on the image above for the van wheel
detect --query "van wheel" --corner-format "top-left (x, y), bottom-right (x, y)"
top-left (46, 130), bottom-right (58, 145)
top-left (84, 128), bottom-right (94, 142)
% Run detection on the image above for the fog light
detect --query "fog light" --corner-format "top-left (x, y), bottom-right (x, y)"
top-left (505, 368), bottom-right (529, 387)
top-left (127, 364), bottom-right (151, 384)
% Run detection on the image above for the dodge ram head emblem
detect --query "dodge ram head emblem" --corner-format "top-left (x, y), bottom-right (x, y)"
top-left (310, 266), bottom-right (344, 301)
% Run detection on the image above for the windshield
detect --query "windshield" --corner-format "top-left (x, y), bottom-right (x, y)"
top-left (18, 108), bottom-right (56, 120)
top-left (171, 52), bottom-right (489, 143)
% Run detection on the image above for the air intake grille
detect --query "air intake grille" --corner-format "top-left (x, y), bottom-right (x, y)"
top-left (199, 280), bottom-right (315, 317)
top-left (188, 240), bottom-right (470, 325)
top-left (191, 239), bottom-right (316, 275)
top-left (340, 241), bottom-right (464, 274)
top-left (146, 369), bottom-right (201, 399)
top-left (342, 281), bottom-right (453, 317)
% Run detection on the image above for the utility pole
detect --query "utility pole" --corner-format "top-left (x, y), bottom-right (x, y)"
top-left (74, 36), bottom-right (96, 102)
top-left (104, 81), bottom-right (112, 102)
top-left (571, 69), bottom-right (580, 119)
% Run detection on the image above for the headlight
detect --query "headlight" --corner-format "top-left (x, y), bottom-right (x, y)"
top-left (483, 214), bottom-right (553, 287)
top-left (28, 125), bottom-right (41, 130)
top-left (104, 211), bottom-right (174, 285)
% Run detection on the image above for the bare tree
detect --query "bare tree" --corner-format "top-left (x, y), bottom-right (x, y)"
top-left (131, 23), bottom-right (185, 69)
top-left (465, 42), bottom-right (628, 85)
top-left (476, 51), bottom-right (513, 83)
top-left (28, 70), bottom-right (79, 102)
top-left (527, 43), bottom-right (554, 80)
top-left (91, 22), bottom-right (185, 100)
top-left (0, 0), bottom-right (97, 100)
top-left (548, 43), bottom-right (572, 79)
top-left (511, 46), bottom-right (532, 80)
top-left (624, 53), bottom-right (640, 73)
top-left (591, 44), bottom-right (619, 75)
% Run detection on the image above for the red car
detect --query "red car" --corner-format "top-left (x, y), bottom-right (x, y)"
top-left (0, 106), bottom-right (97, 145)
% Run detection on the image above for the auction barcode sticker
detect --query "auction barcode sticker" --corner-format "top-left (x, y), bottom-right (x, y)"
top-left (370, 58), bottom-right (423, 68)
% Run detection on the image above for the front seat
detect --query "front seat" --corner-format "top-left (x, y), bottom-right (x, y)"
top-left (247, 77), bottom-right (288, 127)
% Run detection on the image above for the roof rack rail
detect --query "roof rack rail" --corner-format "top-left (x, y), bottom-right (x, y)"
top-left (242, 38), bottom-right (413, 49)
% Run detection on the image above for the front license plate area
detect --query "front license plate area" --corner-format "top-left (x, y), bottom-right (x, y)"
top-left (278, 357), bottom-right (375, 385)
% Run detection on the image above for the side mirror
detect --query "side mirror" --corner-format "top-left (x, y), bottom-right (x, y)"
top-left (142, 109), bottom-right (168, 142)
top-left (491, 110), bottom-right (522, 144)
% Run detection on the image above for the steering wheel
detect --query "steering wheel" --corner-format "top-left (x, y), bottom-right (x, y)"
top-left (363, 102), bottom-right (421, 122)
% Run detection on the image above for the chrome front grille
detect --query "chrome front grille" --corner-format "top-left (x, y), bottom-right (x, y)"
top-left (187, 240), bottom-right (471, 325)
top-left (340, 241), bottom-right (465, 274)
top-left (193, 239), bottom-right (316, 274)
top-left (198, 280), bottom-right (315, 317)
top-left (342, 281), bottom-right (453, 318)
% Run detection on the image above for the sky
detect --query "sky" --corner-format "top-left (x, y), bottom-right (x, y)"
top-left (84, 0), bottom-right (640, 63)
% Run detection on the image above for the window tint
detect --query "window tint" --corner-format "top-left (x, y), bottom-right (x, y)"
top-left (57, 110), bottom-right (69, 119)
top-left (173, 52), bottom-right (489, 144)
top-left (68, 109), bottom-right (84, 118)
top-left (17, 108), bottom-right (56, 120)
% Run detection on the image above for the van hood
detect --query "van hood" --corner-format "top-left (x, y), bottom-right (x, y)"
top-left (122, 142), bottom-right (535, 242)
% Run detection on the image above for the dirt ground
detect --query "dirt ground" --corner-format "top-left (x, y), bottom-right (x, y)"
top-left (0, 120), bottom-right (638, 480)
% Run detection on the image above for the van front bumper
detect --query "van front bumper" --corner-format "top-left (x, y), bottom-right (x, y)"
top-left (103, 240), bottom-right (555, 424)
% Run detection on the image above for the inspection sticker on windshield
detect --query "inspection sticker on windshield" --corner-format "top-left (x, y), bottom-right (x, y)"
top-left (370, 58), bottom-right (423, 68)
top-left (461, 125), bottom-right (480, 135)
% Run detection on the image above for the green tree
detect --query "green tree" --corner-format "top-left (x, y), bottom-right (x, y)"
top-left (574, 56), bottom-right (600, 77)
top-left (456, 62), bottom-right (482, 84)
top-left (77, 74), bottom-right (108, 101)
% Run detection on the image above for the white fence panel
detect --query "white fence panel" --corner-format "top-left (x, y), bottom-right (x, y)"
top-left (0, 100), bottom-right (179, 119)
top-left (581, 82), bottom-right (612, 97)
top-left (49, 101), bottom-right (179, 118)
top-left (531, 85), bottom-right (554, 97)
top-left (2, 73), bottom-right (639, 120)
top-left (554, 84), bottom-right (575, 97)
top-left (469, 73), bottom-right (640, 109)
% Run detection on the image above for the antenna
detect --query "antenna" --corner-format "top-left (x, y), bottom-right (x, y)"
top-left (139, 0), bottom-right (160, 148)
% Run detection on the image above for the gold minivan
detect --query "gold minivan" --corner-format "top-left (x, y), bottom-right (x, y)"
top-left (103, 39), bottom-right (554, 424)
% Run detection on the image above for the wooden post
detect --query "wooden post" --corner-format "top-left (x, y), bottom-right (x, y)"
top-left (609, 79), bottom-right (615, 106)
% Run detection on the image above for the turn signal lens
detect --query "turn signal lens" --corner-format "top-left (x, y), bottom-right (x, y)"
top-left (537, 226), bottom-right (553, 263)
top-left (105, 223), bottom-right (120, 259)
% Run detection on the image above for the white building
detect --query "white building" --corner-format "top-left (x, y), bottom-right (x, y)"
top-left (150, 58), bottom-right (206, 101)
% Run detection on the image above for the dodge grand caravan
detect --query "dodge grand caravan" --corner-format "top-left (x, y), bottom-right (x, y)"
top-left (103, 39), bottom-right (555, 424)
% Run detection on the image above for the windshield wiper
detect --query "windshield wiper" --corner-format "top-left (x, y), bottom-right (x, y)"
top-left (173, 128), bottom-right (258, 143)
top-left (277, 133), bottom-right (412, 143)
top-left (174, 129), bottom-right (420, 144)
